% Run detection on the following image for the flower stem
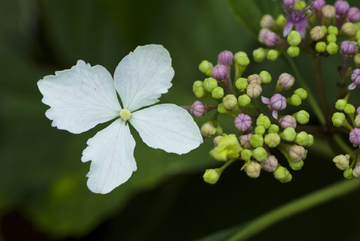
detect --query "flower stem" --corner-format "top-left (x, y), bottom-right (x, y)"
top-left (225, 179), bottom-right (360, 241)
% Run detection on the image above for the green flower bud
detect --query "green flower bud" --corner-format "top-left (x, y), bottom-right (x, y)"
top-left (326, 42), bottom-right (339, 55)
top-left (216, 126), bottom-right (223, 135)
top-left (335, 99), bottom-right (347, 111)
top-left (223, 94), bottom-right (237, 110)
top-left (333, 154), bottom-right (350, 170)
top-left (212, 86), bottom-right (224, 99)
top-left (256, 114), bottom-right (271, 129)
top-left (250, 134), bottom-right (264, 148)
top-left (203, 77), bottom-right (218, 92)
top-left (264, 133), bottom-right (281, 147)
top-left (354, 54), bottom-right (360, 67)
top-left (307, 134), bottom-right (314, 146)
top-left (276, 14), bottom-right (286, 27)
top-left (287, 46), bottom-right (300, 57)
top-left (192, 80), bottom-right (203, 91)
top-left (209, 134), bottom-right (242, 161)
top-left (355, 114), bottom-right (360, 127)
top-left (253, 48), bottom-right (267, 62)
top-left (280, 127), bottom-right (296, 142)
top-left (267, 49), bottom-right (280, 61)
top-left (255, 125), bottom-right (266, 135)
top-left (268, 124), bottom-right (279, 133)
top-left (245, 161), bottom-right (262, 178)
top-left (356, 30), bottom-right (360, 40)
top-left (328, 25), bottom-right (338, 35)
top-left (344, 104), bottom-right (355, 115)
top-left (322, 25), bottom-right (328, 35)
top-left (293, 110), bottom-right (310, 125)
top-left (235, 51), bottom-right (250, 67)
top-left (203, 169), bottom-right (221, 184)
top-left (343, 167), bottom-right (354, 179)
top-left (201, 122), bottom-right (216, 138)
top-left (259, 70), bottom-right (272, 84)
top-left (194, 86), bottom-right (206, 98)
top-left (238, 94), bottom-right (251, 106)
top-left (289, 145), bottom-right (306, 162)
top-left (289, 160), bottom-right (304, 171)
top-left (295, 131), bottom-right (310, 146)
top-left (294, 0), bottom-right (305, 10)
top-left (287, 30), bottom-right (302, 46)
top-left (274, 166), bottom-right (292, 183)
top-left (241, 149), bottom-right (252, 161)
top-left (294, 88), bottom-right (307, 100)
top-left (235, 77), bottom-right (248, 91)
top-left (287, 94), bottom-right (302, 106)
top-left (217, 103), bottom-right (228, 114)
top-left (252, 147), bottom-right (267, 162)
top-left (332, 112), bottom-right (346, 127)
top-left (199, 60), bottom-right (213, 76)
top-left (326, 34), bottom-right (337, 43)
top-left (310, 26), bottom-right (325, 41)
top-left (315, 41), bottom-right (327, 52)
top-left (341, 22), bottom-right (356, 36)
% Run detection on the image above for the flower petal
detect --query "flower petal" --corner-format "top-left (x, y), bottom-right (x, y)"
top-left (81, 119), bottom-right (137, 194)
top-left (283, 22), bottom-right (294, 37)
top-left (261, 96), bottom-right (270, 104)
top-left (38, 60), bottom-right (121, 134)
top-left (130, 104), bottom-right (203, 154)
top-left (114, 45), bottom-right (174, 112)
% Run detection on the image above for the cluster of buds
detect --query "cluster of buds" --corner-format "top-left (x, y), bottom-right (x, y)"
top-left (254, 0), bottom-right (360, 62)
top-left (189, 50), bottom-right (313, 184)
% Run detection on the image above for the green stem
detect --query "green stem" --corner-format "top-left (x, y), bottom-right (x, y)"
top-left (282, 55), bottom-right (326, 126)
top-left (226, 179), bottom-right (360, 241)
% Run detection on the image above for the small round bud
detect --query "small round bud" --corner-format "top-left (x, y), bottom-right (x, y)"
top-left (344, 104), bottom-right (355, 115)
top-left (216, 125), bottom-right (223, 136)
top-left (328, 26), bottom-right (339, 35)
top-left (245, 161), bottom-right (262, 178)
top-left (212, 86), bottom-right (224, 99)
top-left (313, 0), bottom-right (326, 11)
top-left (332, 112), bottom-right (346, 127)
top-left (250, 134), bottom-right (264, 148)
top-left (347, 7), bottom-right (360, 22)
top-left (201, 122), bottom-right (216, 138)
top-left (294, 88), bottom-right (307, 100)
top-left (295, 131), bottom-right (310, 146)
top-left (278, 73), bottom-right (295, 89)
top-left (241, 149), bottom-right (252, 161)
top-left (322, 5), bottom-right (336, 19)
top-left (238, 94), bottom-right (251, 106)
top-left (264, 30), bottom-right (280, 47)
top-left (287, 30), bottom-right (302, 46)
top-left (281, 127), bottom-right (296, 142)
top-left (252, 147), bottom-right (267, 162)
top-left (349, 128), bottom-right (360, 146)
top-left (267, 49), bottom-right (280, 61)
top-left (256, 114), bottom-right (271, 129)
top-left (315, 42), bottom-right (327, 52)
top-left (352, 164), bottom-right (360, 179)
top-left (240, 133), bottom-right (253, 149)
top-left (274, 166), bottom-right (292, 183)
top-left (307, 134), bottom-right (314, 146)
top-left (199, 60), bottom-right (213, 76)
top-left (287, 46), bottom-right (300, 57)
top-left (293, 0), bottom-right (305, 10)
top-left (203, 169), bottom-right (221, 184)
top-left (354, 54), bottom-right (360, 67)
top-left (255, 125), bottom-right (266, 135)
top-left (264, 133), bottom-right (281, 148)
top-left (259, 70), bottom-right (272, 84)
top-left (217, 103), bottom-right (228, 114)
top-left (326, 42), bottom-right (339, 55)
top-left (190, 100), bottom-right (206, 117)
top-left (355, 114), bottom-right (360, 128)
top-left (326, 34), bottom-right (337, 43)
top-left (276, 14), bottom-right (286, 27)
top-left (223, 94), bottom-right (237, 110)
top-left (322, 25), bottom-right (328, 35)
top-left (293, 110), bottom-right (310, 125)
top-left (235, 113), bottom-right (252, 132)
top-left (262, 155), bottom-right (278, 172)
top-left (340, 41), bottom-right (358, 56)
top-left (344, 167), bottom-right (354, 179)
top-left (287, 94), bottom-right (302, 106)
top-left (235, 51), bottom-right (250, 67)
top-left (349, 68), bottom-right (360, 90)
top-left (279, 115), bottom-right (297, 129)
top-left (268, 124), bottom-right (280, 133)
top-left (260, 14), bottom-right (275, 29)
top-left (258, 28), bottom-right (270, 43)
top-left (289, 160), bottom-right (304, 170)
top-left (203, 77), bottom-right (218, 92)
top-left (247, 74), bottom-right (262, 85)
top-left (334, 0), bottom-right (349, 15)
top-left (341, 22), bottom-right (356, 36)
top-left (310, 26), bottom-right (325, 41)
top-left (289, 145), bottom-right (306, 162)
top-left (218, 50), bottom-right (233, 65)
top-left (333, 154), bottom-right (350, 170)
top-left (335, 99), bottom-right (347, 111)
top-left (211, 64), bottom-right (228, 80)
top-left (193, 81), bottom-right (206, 98)
top-left (253, 47), bottom-right (267, 62)
top-left (213, 135), bottom-right (223, 147)
top-left (235, 78), bottom-right (248, 91)
top-left (247, 83), bottom-right (262, 98)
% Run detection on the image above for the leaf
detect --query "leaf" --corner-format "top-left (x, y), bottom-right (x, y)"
top-left (196, 225), bottom-right (244, 241)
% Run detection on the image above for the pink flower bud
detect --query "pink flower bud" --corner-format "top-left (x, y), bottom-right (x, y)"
top-left (239, 134), bottom-right (253, 148)
top-left (211, 64), bottom-right (228, 80)
top-left (279, 115), bottom-right (297, 129)
top-left (218, 50), bottom-right (233, 65)
top-left (334, 0), bottom-right (349, 15)
top-left (312, 0), bottom-right (326, 10)
top-left (349, 128), bottom-right (360, 146)
top-left (278, 73), bottom-right (295, 89)
top-left (189, 100), bottom-right (206, 117)
top-left (235, 113), bottom-right (252, 131)
top-left (349, 69), bottom-right (360, 90)
top-left (262, 155), bottom-right (278, 172)
top-left (264, 30), bottom-right (280, 47)
top-left (289, 145), bottom-right (306, 162)
top-left (347, 7), bottom-right (360, 22)
top-left (340, 41), bottom-right (358, 56)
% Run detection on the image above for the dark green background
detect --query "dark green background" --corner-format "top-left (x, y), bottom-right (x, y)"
top-left (1, 0), bottom-right (360, 240)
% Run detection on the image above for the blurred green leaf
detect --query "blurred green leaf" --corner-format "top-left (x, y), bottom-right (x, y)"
top-left (196, 225), bottom-right (243, 241)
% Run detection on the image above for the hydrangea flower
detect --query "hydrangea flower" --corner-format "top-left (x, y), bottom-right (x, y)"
top-left (37, 45), bottom-right (203, 194)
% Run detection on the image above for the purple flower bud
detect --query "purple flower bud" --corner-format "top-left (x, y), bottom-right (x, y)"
top-left (262, 155), bottom-right (278, 172)
top-left (240, 133), bottom-right (253, 148)
top-left (357, 106), bottom-right (360, 115)
top-left (260, 14), bottom-right (275, 29)
top-left (322, 5), bottom-right (336, 19)
top-left (279, 115), bottom-right (297, 129)
top-left (247, 74), bottom-right (262, 85)
top-left (349, 128), bottom-right (360, 146)
top-left (278, 73), bottom-right (295, 89)
top-left (189, 100), bottom-right (206, 117)
top-left (340, 41), bottom-right (358, 56)
top-left (283, 0), bottom-right (299, 8)
top-left (258, 28), bottom-right (270, 43)
top-left (334, 0), bottom-right (349, 15)
top-left (247, 83), bottom-right (262, 98)
top-left (235, 113), bottom-right (252, 131)
top-left (347, 7), bottom-right (360, 22)
top-left (211, 64), bottom-right (228, 80)
top-left (262, 94), bottom-right (287, 119)
top-left (213, 135), bottom-right (223, 147)
top-left (353, 164), bottom-right (360, 179)
top-left (349, 69), bottom-right (360, 90)
top-left (263, 30), bottom-right (280, 47)
top-left (218, 50), bottom-right (233, 65)
top-left (289, 145), bottom-right (306, 162)
top-left (312, 0), bottom-right (326, 10)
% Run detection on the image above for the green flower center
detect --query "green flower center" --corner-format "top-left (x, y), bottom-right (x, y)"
top-left (119, 109), bottom-right (131, 121)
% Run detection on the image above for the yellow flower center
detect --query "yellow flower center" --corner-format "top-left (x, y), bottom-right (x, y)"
top-left (119, 109), bottom-right (131, 121)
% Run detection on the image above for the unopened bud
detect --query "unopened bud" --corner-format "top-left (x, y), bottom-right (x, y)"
top-left (203, 169), bottom-right (221, 184)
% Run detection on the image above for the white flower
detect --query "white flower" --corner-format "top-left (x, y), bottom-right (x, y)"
top-left (38, 45), bottom-right (203, 194)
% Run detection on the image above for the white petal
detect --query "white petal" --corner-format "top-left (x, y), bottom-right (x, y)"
top-left (114, 45), bottom-right (174, 111)
top-left (38, 60), bottom-right (121, 134)
top-left (130, 104), bottom-right (203, 154)
top-left (81, 119), bottom-right (137, 194)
